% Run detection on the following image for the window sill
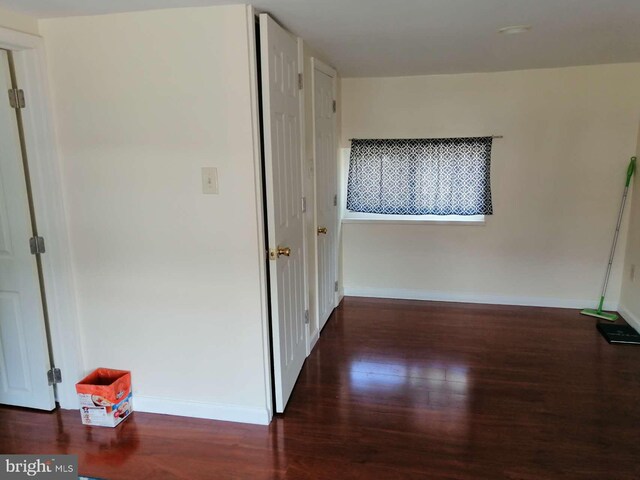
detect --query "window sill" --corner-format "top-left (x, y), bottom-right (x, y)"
top-left (342, 214), bottom-right (486, 226)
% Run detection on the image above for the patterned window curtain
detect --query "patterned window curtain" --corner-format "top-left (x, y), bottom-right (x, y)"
top-left (346, 137), bottom-right (493, 216)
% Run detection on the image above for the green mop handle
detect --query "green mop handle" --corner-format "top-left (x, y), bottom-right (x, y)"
top-left (626, 156), bottom-right (637, 187)
top-left (597, 156), bottom-right (636, 312)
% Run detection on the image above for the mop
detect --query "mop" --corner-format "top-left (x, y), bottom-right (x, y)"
top-left (581, 156), bottom-right (636, 321)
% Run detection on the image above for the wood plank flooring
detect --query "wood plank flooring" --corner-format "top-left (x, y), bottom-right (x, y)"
top-left (2, 297), bottom-right (640, 479)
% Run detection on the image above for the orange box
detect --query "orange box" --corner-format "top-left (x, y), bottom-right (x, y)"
top-left (75, 368), bottom-right (133, 427)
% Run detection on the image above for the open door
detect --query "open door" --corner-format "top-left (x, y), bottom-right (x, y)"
top-left (259, 14), bottom-right (307, 413)
top-left (0, 49), bottom-right (55, 410)
top-left (313, 59), bottom-right (338, 331)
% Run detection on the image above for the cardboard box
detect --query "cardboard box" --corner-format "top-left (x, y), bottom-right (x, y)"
top-left (75, 368), bottom-right (132, 427)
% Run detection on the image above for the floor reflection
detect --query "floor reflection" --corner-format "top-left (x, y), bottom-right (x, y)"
top-left (349, 358), bottom-right (469, 393)
top-left (348, 357), bottom-right (471, 441)
top-left (349, 360), bottom-right (408, 389)
top-left (80, 414), bottom-right (139, 470)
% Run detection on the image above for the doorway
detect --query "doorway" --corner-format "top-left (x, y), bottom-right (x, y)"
top-left (254, 13), bottom-right (340, 416)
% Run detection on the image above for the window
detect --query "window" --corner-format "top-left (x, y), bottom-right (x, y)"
top-left (345, 137), bottom-right (493, 223)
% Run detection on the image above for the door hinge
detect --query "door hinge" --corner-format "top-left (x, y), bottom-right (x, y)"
top-left (304, 309), bottom-right (309, 324)
top-left (302, 196), bottom-right (307, 213)
top-left (47, 368), bottom-right (62, 386)
top-left (334, 281), bottom-right (339, 292)
top-left (8, 88), bottom-right (25, 109)
top-left (333, 194), bottom-right (338, 206)
top-left (298, 73), bottom-right (303, 90)
top-left (332, 100), bottom-right (336, 113)
top-left (29, 236), bottom-right (45, 255)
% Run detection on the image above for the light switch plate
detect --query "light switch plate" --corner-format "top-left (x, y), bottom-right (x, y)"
top-left (202, 167), bottom-right (218, 194)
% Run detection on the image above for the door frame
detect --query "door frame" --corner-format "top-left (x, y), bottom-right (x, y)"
top-left (0, 27), bottom-right (83, 409)
top-left (310, 57), bottom-right (339, 332)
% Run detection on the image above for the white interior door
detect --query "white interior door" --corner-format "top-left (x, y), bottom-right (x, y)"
top-left (259, 15), bottom-right (306, 413)
top-left (313, 61), bottom-right (338, 331)
top-left (0, 49), bottom-right (55, 410)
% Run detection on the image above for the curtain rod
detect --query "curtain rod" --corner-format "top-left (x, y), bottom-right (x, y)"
top-left (348, 135), bottom-right (503, 140)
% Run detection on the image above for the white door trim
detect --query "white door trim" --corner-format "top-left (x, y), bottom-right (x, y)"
top-left (311, 57), bottom-right (339, 331)
top-left (0, 27), bottom-right (83, 409)
top-left (312, 58), bottom-right (337, 79)
top-left (245, 6), bottom-right (273, 423)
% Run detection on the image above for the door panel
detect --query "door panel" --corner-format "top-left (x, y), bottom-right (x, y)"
top-left (259, 15), bottom-right (306, 413)
top-left (314, 67), bottom-right (337, 330)
top-left (0, 50), bottom-right (55, 410)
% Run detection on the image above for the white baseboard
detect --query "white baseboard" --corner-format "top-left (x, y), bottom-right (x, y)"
top-left (58, 395), bottom-right (271, 425)
top-left (308, 328), bottom-right (319, 354)
top-left (343, 286), bottom-right (619, 311)
top-left (132, 395), bottom-right (271, 425)
top-left (58, 394), bottom-right (79, 410)
top-left (619, 305), bottom-right (640, 331)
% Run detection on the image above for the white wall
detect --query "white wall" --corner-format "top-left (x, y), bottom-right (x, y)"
top-left (0, 6), bottom-right (38, 35)
top-left (341, 64), bottom-right (640, 309)
top-left (620, 127), bottom-right (640, 329)
top-left (40, 6), bottom-right (271, 424)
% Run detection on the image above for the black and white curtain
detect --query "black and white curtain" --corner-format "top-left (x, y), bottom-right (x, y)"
top-left (346, 137), bottom-right (493, 216)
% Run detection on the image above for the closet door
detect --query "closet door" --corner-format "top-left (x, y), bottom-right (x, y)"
top-left (0, 49), bottom-right (55, 410)
top-left (313, 59), bottom-right (338, 331)
top-left (259, 14), bottom-right (307, 413)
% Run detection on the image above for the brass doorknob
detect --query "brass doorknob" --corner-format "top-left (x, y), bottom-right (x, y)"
top-left (277, 246), bottom-right (291, 257)
top-left (317, 227), bottom-right (328, 235)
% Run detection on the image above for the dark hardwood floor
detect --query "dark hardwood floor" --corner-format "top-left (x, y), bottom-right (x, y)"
top-left (2, 297), bottom-right (640, 479)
